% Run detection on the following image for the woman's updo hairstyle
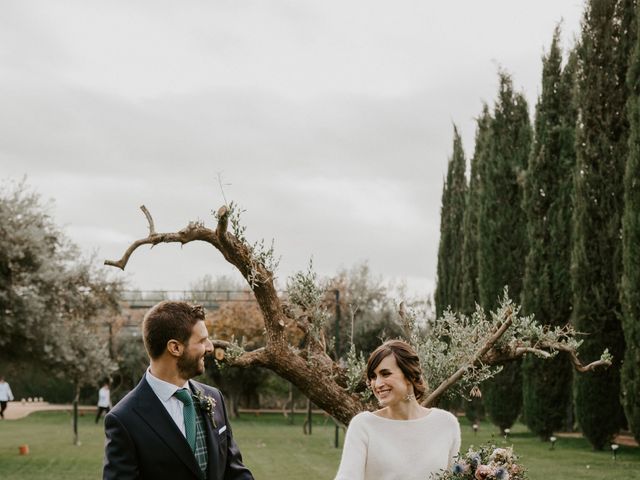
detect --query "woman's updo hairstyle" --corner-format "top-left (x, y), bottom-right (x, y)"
top-left (366, 339), bottom-right (427, 401)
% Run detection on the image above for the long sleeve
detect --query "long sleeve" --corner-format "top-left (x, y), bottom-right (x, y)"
top-left (7, 383), bottom-right (13, 401)
top-left (103, 411), bottom-right (140, 480)
top-left (447, 418), bottom-right (462, 468)
top-left (334, 415), bottom-right (368, 480)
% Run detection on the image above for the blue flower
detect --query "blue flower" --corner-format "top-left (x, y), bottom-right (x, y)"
top-left (468, 453), bottom-right (481, 467)
top-left (494, 467), bottom-right (510, 480)
top-left (452, 463), bottom-right (465, 474)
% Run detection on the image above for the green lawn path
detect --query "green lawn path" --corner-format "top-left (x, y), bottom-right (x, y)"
top-left (0, 411), bottom-right (638, 479)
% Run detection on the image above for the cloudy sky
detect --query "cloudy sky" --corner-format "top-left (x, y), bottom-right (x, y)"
top-left (1, 0), bottom-right (585, 297)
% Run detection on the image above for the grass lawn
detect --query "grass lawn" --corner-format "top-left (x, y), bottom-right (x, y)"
top-left (0, 411), bottom-right (638, 479)
top-left (457, 420), bottom-right (640, 480)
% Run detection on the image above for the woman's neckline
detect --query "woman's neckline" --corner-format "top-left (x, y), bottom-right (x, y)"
top-left (367, 407), bottom-right (435, 422)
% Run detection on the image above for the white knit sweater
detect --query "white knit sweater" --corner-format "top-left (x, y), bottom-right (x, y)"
top-left (335, 408), bottom-right (461, 480)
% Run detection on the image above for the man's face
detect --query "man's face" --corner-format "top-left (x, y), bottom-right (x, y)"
top-left (177, 321), bottom-right (214, 379)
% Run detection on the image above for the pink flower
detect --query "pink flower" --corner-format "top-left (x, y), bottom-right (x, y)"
top-left (509, 464), bottom-right (522, 475)
top-left (474, 464), bottom-right (493, 480)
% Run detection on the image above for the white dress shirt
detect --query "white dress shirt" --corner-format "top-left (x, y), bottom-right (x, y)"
top-left (98, 386), bottom-right (111, 408)
top-left (0, 381), bottom-right (13, 401)
top-left (145, 369), bottom-right (190, 438)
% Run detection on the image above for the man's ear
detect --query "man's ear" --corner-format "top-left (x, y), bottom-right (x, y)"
top-left (166, 339), bottom-right (184, 357)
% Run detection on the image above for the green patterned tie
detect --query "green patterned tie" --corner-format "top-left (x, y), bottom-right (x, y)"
top-left (174, 388), bottom-right (196, 452)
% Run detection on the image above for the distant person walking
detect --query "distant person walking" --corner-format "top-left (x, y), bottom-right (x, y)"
top-left (0, 376), bottom-right (14, 419)
top-left (96, 382), bottom-right (111, 424)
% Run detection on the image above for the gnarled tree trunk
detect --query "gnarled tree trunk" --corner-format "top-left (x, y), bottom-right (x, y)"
top-left (106, 205), bottom-right (610, 425)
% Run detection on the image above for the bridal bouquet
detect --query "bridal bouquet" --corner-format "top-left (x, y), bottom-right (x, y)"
top-left (438, 445), bottom-right (527, 480)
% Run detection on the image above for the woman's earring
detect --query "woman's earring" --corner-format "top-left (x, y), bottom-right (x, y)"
top-left (404, 393), bottom-right (416, 402)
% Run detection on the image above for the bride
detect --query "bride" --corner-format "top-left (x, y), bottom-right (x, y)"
top-left (334, 340), bottom-right (461, 480)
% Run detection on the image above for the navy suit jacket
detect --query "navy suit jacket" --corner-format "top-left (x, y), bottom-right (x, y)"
top-left (103, 377), bottom-right (253, 480)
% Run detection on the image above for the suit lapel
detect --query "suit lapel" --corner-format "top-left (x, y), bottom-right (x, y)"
top-left (133, 377), bottom-right (203, 479)
top-left (190, 381), bottom-right (220, 479)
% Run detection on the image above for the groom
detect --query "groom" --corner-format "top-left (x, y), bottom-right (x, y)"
top-left (103, 300), bottom-right (254, 480)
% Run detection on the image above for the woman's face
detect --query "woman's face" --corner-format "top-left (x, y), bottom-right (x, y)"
top-left (369, 353), bottom-right (413, 406)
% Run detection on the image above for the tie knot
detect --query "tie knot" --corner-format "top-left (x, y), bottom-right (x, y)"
top-left (174, 388), bottom-right (193, 406)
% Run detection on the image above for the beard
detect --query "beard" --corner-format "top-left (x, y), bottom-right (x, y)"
top-left (177, 350), bottom-right (205, 379)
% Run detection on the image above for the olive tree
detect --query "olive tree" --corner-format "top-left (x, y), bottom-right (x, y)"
top-left (106, 204), bottom-right (611, 425)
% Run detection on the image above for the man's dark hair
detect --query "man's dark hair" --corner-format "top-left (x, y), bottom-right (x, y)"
top-left (142, 301), bottom-right (206, 359)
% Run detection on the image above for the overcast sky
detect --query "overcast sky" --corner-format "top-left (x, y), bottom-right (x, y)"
top-left (1, 0), bottom-right (585, 297)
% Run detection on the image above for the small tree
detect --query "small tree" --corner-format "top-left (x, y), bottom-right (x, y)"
top-left (0, 178), bottom-right (71, 360)
top-left (52, 313), bottom-right (117, 445)
top-left (522, 27), bottom-right (577, 439)
top-left (571, 0), bottom-right (634, 449)
top-left (477, 72), bottom-right (532, 432)
top-left (621, 0), bottom-right (640, 444)
top-left (0, 178), bottom-right (121, 443)
top-left (459, 108), bottom-right (492, 423)
top-left (50, 262), bottom-right (120, 444)
top-left (460, 105), bottom-right (491, 316)
top-left (435, 126), bottom-right (467, 316)
top-left (114, 335), bottom-right (148, 395)
top-left (323, 261), bottom-right (404, 358)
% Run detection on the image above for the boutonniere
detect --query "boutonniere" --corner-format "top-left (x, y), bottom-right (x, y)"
top-left (194, 390), bottom-right (217, 428)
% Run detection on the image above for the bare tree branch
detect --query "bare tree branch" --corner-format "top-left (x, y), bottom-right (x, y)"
top-left (514, 347), bottom-right (552, 358)
top-left (140, 205), bottom-right (155, 236)
top-left (482, 341), bottom-right (612, 373)
top-left (210, 343), bottom-right (268, 368)
top-left (211, 340), bottom-right (233, 349)
top-left (553, 343), bottom-right (612, 373)
top-left (104, 207), bottom-right (218, 270)
top-left (215, 205), bottom-right (230, 245)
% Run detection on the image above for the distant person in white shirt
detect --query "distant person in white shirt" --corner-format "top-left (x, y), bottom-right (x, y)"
top-left (0, 376), bottom-right (14, 419)
top-left (96, 382), bottom-right (112, 423)
top-left (334, 340), bottom-right (461, 480)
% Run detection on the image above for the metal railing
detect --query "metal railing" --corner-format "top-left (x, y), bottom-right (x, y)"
top-left (120, 290), bottom-right (260, 309)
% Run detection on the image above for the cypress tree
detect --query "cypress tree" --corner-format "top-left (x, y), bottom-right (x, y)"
top-left (435, 126), bottom-right (467, 316)
top-left (478, 72), bottom-right (532, 432)
top-left (621, 1), bottom-right (640, 444)
top-left (461, 106), bottom-right (491, 316)
top-left (522, 28), bottom-right (576, 440)
top-left (461, 109), bottom-right (492, 423)
top-left (571, 0), bottom-right (635, 450)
